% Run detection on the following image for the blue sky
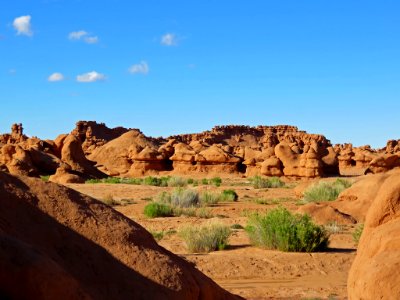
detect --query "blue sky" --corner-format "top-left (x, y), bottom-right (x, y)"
top-left (1, 0), bottom-right (399, 147)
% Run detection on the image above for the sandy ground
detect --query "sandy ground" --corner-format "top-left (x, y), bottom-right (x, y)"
top-left (67, 177), bottom-right (357, 300)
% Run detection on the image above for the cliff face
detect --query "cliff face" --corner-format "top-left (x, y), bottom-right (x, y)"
top-left (0, 121), bottom-right (398, 179)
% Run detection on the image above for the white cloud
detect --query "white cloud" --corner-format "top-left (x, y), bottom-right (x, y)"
top-left (68, 30), bottom-right (88, 40)
top-left (76, 71), bottom-right (106, 82)
top-left (161, 33), bottom-right (177, 46)
top-left (84, 36), bottom-right (99, 44)
top-left (128, 61), bottom-right (149, 75)
top-left (68, 30), bottom-right (98, 44)
top-left (13, 15), bottom-right (33, 36)
top-left (48, 72), bottom-right (64, 82)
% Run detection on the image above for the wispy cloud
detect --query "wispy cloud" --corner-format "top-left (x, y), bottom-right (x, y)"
top-left (128, 61), bottom-right (149, 75)
top-left (48, 72), bottom-right (65, 82)
top-left (161, 33), bottom-right (177, 46)
top-left (68, 30), bottom-right (87, 40)
top-left (13, 15), bottom-right (33, 36)
top-left (76, 71), bottom-right (106, 82)
top-left (84, 36), bottom-right (98, 44)
top-left (68, 30), bottom-right (99, 44)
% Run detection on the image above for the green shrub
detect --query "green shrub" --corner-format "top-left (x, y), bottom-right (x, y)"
top-left (210, 177), bottom-right (222, 187)
top-left (303, 178), bottom-right (352, 203)
top-left (251, 176), bottom-right (285, 189)
top-left (170, 188), bottom-right (200, 208)
top-left (200, 192), bottom-right (221, 206)
top-left (143, 176), bottom-right (167, 186)
top-left (201, 178), bottom-right (209, 185)
top-left (167, 176), bottom-right (188, 187)
top-left (352, 223), bottom-right (364, 245)
top-left (172, 207), bottom-right (197, 217)
top-left (143, 202), bottom-right (173, 218)
top-left (220, 189), bottom-right (238, 202)
top-left (187, 178), bottom-right (194, 184)
top-left (180, 222), bottom-right (232, 253)
top-left (196, 207), bottom-right (214, 219)
top-left (246, 207), bottom-right (329, 252)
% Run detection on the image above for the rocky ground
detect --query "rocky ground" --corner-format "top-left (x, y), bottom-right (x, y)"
top-left (68, 176), bottom-right (359, 299)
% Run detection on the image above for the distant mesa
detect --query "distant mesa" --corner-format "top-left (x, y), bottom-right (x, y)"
top-left (0, 120), bottom-right (399, 182)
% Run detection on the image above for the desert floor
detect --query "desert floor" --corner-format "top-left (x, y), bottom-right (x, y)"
top-left (68, 177), bottom-right (358, 300)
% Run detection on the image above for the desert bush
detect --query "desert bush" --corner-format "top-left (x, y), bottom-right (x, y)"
top-left (201, 178), bottom-right (209, 185)
top-left (180, 222), bottom-right (232, 253)
top-left (142, 176), bottom-right (170, 187)
top-left (143, 202), bottom-right (173, 218)
top-left (167, 176), bottom-right (188, 187)
top-left (172, 207), bottom-right (197, 217)
top-left (187, 178), bottom-right (194, 184)
top-left (303, 178), bottom-right (352, 203)
top-left (102, 194), bottom-right (119, 206)
top-left (196, 207), bottom-right (214, 219)
top-left (246, 207), bottom-right (329, 252)
top-left (251, 176), bottom-right (285, 189)
top-left (199, 192), bottom-right (221, 206)
top-left (210, 177), bottom-right (222, 187)
top-left (170, 188), bottom-right (200, 208)
top-left (352, 223), bottom-right (364, 244)
top-left (324, 221), bottom-right (343, 234)
top-left (220, 189), bottom-right (238, 202)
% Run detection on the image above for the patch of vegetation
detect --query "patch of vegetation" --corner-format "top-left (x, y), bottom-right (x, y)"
top-left (302, 178), bottom-right (352, 203)
top-left (246, 207), bottom-right (329, 252)
top-left (143, 176), bottom-right (170, 187)
top-left (119, 198), bottom-right (136, 206)
top-left (187, 178), bottom-right (194, 184)
top-left (210, 177), bottom-right (222, 187)
top-left (143, 202), bottom-right (173, 218)
top-left (196, 207), bottom-right (214, 219)
top-left (172, 207), bottom-right (197, 217)
top-left (220, 189), bottom-right (239, 202)
top-left (149, 229), bottom-right (176, 241)
top-left (40, 175), bottom-right (50, 182)
top-left (179, 222), bottom-right (232, 253)
top-left (201, 178), bottom-right (209, 185)
top-left (101, 194), bottom-right (119, 206)
top-left (167, 176), bottom-right (188, 187)
top-left (324, 221), bottom-right (343, 235)
top-left (250, 176), bottom-right (285, 189)
top-left (199, 192), bottom-right (221, 206)
top-left (252, 197), bottom-right (295, 205)
top-left (170, 188), bottom-right (200, 208)
top-left (352, 223), bottom-right (364, 245)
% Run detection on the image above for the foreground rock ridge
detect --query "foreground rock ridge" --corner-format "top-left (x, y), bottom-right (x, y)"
top-left (0, 121), bottom-right (399, 182)
top-left (0, 171), bottom-right (240, 300)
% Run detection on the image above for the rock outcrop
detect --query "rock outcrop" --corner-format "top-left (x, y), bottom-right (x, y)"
top-left (1, 121), bottom-right (399, 179)
top-left (348, 170), bottom-right (400, 299)
top-left (0, 171), bottom-right (239, 300)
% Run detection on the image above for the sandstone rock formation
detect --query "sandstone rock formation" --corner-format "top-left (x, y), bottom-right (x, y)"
top-left (71, 121), bottom-right (132, 155)
top-left (1, 121), bottom-right (399, 179)
top-left (348, 170), bottom-right (400, 299)
top-left (0, 171), bottom-right (239, 300)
